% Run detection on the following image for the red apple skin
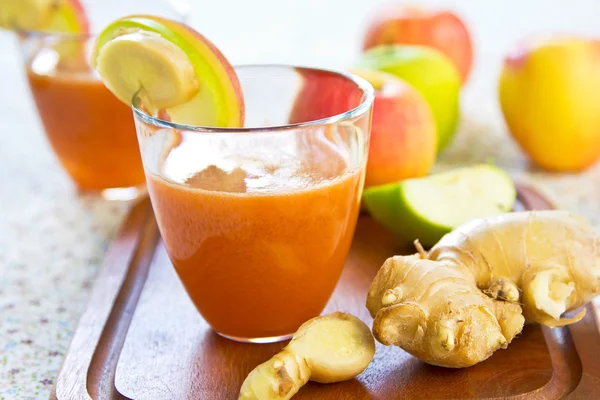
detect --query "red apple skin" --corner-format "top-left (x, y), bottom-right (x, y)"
top-left (351, 68), bottom-right (437, 188)
top-left (288, 68), bottom-right (366, 124)
top-left (363, 5), bottom-right (473, 84)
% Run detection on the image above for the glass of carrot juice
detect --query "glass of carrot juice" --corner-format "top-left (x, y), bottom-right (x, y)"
top-left (134, 65), bottom-right (374, 343)
top-left (17, 0), bottom-right (189, 199)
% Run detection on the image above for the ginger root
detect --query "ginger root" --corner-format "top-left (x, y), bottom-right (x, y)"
top-left (239, 312), bottom-right (375, 400)
top-left (367, 210), bottom-right (600, 368)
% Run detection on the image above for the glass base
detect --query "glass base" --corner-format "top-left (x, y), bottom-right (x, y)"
top-left (217, 332), bottom-right (294, 344)
top-left (77, 185), bottom-right (148, 201)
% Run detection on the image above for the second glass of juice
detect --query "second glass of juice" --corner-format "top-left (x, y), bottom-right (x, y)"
top-left (134, 66), bottom-right (374, 342)
top-left (18, 0), bottom-right (188, 199)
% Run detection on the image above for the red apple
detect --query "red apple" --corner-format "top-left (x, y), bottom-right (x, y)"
top-left (350, 68), bottom-right (437, 188)
top-left (288, 67), bottom-right (366, 124)
top-left (363, 5), bottom-right (473, 84)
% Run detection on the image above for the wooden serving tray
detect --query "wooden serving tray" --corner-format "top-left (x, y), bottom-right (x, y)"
top-left (51, 185), bottom-right (600, 400)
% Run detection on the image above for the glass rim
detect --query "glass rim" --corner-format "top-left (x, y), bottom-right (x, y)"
top-left (15, 27), bottom-right (98, 40)
top-left (131, 64), bottom-right (375, 133)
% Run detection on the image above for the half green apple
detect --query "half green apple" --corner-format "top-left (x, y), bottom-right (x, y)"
top-left (363, 164), bottom-right (517, 247)
top-left (92, 15), bottom-right (244, 127)
top-left (0, 0), bottom-right (89, 33)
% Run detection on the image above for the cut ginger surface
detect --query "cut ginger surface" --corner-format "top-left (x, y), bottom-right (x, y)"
top-left (239, 312), bottom-right (375, 400)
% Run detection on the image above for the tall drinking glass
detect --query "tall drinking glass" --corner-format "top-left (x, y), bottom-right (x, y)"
top-left (17, 0), bottom-right (189, 200)
top-left (134, 65), bottom-right (374, 343)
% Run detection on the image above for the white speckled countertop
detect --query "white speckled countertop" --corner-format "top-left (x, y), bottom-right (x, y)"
top-left (1, 0), bottom-right (599, 398)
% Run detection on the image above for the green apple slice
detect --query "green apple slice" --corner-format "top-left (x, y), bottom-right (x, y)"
top-left (92, 15), bottom-right (244, 127)
top-left (0, 0), bottom-right (89, 33)
top-left (363, 164), bottom-right (517, 247)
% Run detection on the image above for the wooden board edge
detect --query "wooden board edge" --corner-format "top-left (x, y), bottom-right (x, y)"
top-left (86, 203), bottom-right (160, 399)
top-left (514, 182), bottom-right (556, 211)
top-left (50, 198), bottom-right (159, 400)
top-left (514, 182), bottom-right (600, 398)
top-left (565, 302), bottom-right (600, 399)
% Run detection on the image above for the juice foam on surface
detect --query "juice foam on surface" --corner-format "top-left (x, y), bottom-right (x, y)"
top-left (151, 125), bottom-right (358, 194)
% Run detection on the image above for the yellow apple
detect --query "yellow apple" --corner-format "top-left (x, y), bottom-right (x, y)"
top-left (499, 37), bottom-right (600, 171)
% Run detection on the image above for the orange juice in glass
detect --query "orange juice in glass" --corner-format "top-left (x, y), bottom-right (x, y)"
top-left (133, 66), bottom-right (374, 342)
top-left (12, 0), bottom-right (189, 199)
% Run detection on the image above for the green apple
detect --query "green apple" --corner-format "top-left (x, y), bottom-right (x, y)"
top-left (363, 164), bottom-right (516, 247)
top-left (357, 45), bottom-right (461, 151)
top-left (93, 15), bottom-right (244, 127)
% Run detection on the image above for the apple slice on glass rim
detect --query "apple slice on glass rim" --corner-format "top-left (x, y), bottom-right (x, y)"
top-left (92, 15), bottom-right (244, 127)
top-left (0, 0), bottom-right (89, 34)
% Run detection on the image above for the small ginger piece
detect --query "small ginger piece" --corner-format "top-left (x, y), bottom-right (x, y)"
top-left (239, 312), bottom-right (375, 400)
top-left (367, 210), bottom-right (600, 368)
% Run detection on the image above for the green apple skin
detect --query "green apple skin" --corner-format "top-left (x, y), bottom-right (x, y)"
top-left (363, 164), bottom-right (517, 247)
top-left (363, 182), bottom-right (449, 247)
top-left (357, 45), bottom-right (461, 152)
